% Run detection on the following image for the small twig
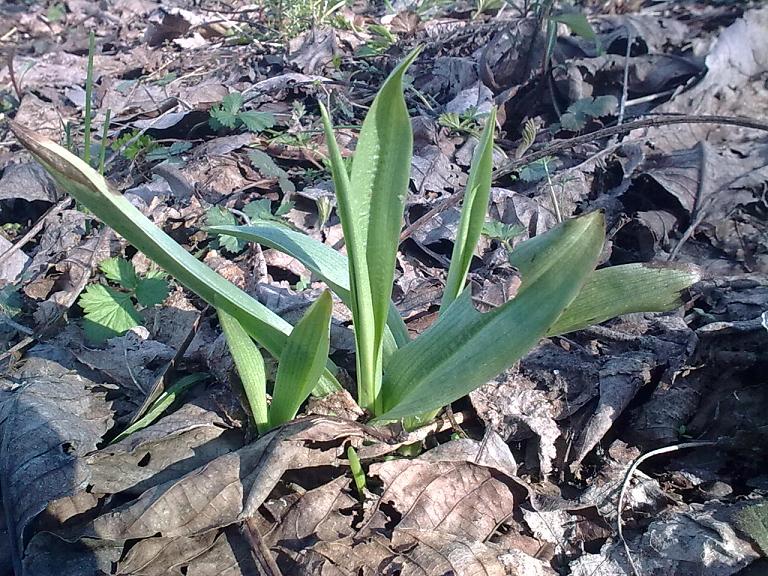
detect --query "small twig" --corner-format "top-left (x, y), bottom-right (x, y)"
top-left (0, 26), bottom-right (18, 42)
top-left (668, 143), bottom-right (708, 261)
top-left (444, 405), bottom-right (468, 439)
top-left (617, 441), bottom-right (717, 575)
top-left (616, 26), bottom-right (634, 129)
top-left (5, 47), bottom-right (22, 101)
top-left (0, 335), bottom-right (34, 365)
top-left (0, 314), bottom-right (33, 335)
top-left (495, 114), bottom-right (768, 181)
top-left (0, 197), bottom-right (73, 268)
top-left (400, 194), bottom-right (463, 242)
top-left (241, 518), bottom-right (284, 576)
top-left (123, 338), bottom-right (146, 395)
top-left (401, 114), bottom-right (768, 242)
top-left (543, 158), bottom-right (562, 223)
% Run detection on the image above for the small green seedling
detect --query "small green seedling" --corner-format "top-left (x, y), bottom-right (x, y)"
top-left (482, 220), bottom-right (525, 251)
top-left (79, 257), bottom-right (169, 343)
top-left (209, 92), bottom-right (276, 134)
top-left (11, 47), bottom-right (700, 436)
top-left (111, 373), bottom-right (207, 443)
top-left (357, 24), bottom-right (397, 57)
top-left (347, 446), bottom-right (367, 498)
top-left (438, 109), bottom-right (483, 138)
top-left (206, 200), bottom-right (293, 254)
top-left (111, 131), bottom-right (158, 161)
top-left (145, 141), bottom-right (192, 163)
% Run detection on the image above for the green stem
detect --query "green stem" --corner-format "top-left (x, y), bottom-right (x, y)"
top-left (98, 109), bottom-right (111, 175)
top-left (83, 31), bottom-right (95, 166)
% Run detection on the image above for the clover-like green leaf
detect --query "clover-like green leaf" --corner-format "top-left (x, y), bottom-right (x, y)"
top-left (135, 276), bottom-right (170, 307)
top-left (238, 110), bottom-right (275, 133)
top-left (206, 207), bottom-right (245, 253)
top-left (100, 256), bottom-right (137, 290)
top-left (80, 284), bottom-right (142, 343)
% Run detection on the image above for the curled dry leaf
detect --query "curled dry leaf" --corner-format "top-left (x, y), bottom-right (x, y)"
top-left (80, 417), bottom-right (366, 541)
top-left (85, 400), bottom-right (243, 496)
top-left (0, 357), bottom-right (113, 572)
top-left (363, 442), bottom-right (527, 542)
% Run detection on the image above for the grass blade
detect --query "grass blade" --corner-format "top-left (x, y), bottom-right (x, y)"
top-left (377, 212), bottom-right (605, 421)
top-left (269, 291), bottom-right (333, 428)
top-left (83, 31), bottom-right (95, 166)
top-left (218, 308), bottom-right (269, 434)
top-left (9, 122), bottom-right (342, 393)
top-left (321, 47), bottom-right (420, 413)
top-left (441, 107), bottom-right (497, 312)
top-left (547, 262), bottom-right (701, 336)
top-left (111, 373), bottom-right (207, 444)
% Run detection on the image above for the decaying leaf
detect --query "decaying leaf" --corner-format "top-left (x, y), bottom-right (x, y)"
top-left (0, 356), bottom-right (113, 571)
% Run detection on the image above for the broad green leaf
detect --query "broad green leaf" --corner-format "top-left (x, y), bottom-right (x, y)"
top-left (9, 122), bottom-right (341, 394)
top-left (269, 291), bottom-right (333, 428)
top-left (209, 92), bottom-right (243, 130)
top-left (560, 96), bottom-right (617, 131)
top-left (547, 262), bottom-right (701, 336)
top-left (79, 284), bottom-right (142, 343)
top-left (248, 149), bottom-right (286, 179)
top-left (550, 12), bottom-right (598, 42)
top-left (321, 46), bottom-right (421, 413)
top-left (111, 373), bottom-right (207, 444)
top-left (206, 207), bottom-right (245, 253)
top-left (377, 212), bottom-right (605, 422)
top-left (238, 110), bottom-right (275, 133)
top-left (207, 223), bottom-right (410, 351)
top-left (218, 308), bottom-right (269, 434)
top-left (135, 276), bottom-right (170, 307)
top-left (441, 107), bottom-right (497, 312)
top-left (100, 257), bottom-right (137, 289)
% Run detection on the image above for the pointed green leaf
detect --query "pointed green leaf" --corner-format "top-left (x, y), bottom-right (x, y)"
top-left (377, 212), bottom-right (605, 422)
top-left (218, 308), bottom-right (269, 434)
top-left (550, 12), bottom-right (598, 42)
top-left (269, 291), bottom-right (333, 428)
top-left (441, 107), bottom-right (497, 312)
top-left (111, 373), bottom-right (207, 444)
top-left (9, 122), bottom-right (341, 394)
top-left (207, 223), bottom-right (410, 351)
top-left (321, 46), bottom-right (421, 413)
top-left (547, 262), bottom-right (701, 336)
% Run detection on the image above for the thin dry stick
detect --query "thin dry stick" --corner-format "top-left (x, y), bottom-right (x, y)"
top-left (0, 197), bottom-right (72, 268)
top-left (494, 114), bottom-right (768, 181)
top-left (241, 518), bottom-right (284, 576)
top-left (402, 114), bottom-right (768, 243)
top-left (668, 143), bottom-right (708, 261)
top-left (617, 441), bottom-right (716, 575)
top-left (616, 26), bottom-right (634, 129)
top-left (5, 47), bottom-right (22, 100)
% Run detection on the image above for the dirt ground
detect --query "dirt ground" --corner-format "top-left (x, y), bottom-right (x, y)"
top-left (0, 0), bottom-right (766, 574)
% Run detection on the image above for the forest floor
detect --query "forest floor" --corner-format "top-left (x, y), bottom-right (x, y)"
top-left (0, 0), bottom-right (767, 574)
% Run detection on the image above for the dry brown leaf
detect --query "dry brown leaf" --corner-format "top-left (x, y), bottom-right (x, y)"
top-left (81, 417), bottom-right (364, 540)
